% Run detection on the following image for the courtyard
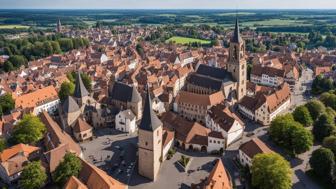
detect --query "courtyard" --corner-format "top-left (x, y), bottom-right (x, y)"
top-left (80, 128), bottom-right (220, 188)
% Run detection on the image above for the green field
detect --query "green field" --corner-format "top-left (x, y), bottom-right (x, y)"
top-left (166, 36), bottom-right (211, 45)
top-left (0, 25), bottom-right (30, 29)
top-left (217, 12), bottom-right (256, 16)
top-left (241, 19), bottom-right (311, 27)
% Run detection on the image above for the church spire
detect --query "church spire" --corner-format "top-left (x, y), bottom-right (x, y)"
top-left (57, 19), bottom-right (62, 33)
top-left (139, 86), bottom-right (162, 131)
top-left (73, 71), bottom-right (89, 99)
top-left (231, 17), bottom-right (243, 43)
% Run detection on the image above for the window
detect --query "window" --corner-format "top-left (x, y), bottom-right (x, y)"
top-left (145, 142), bottom-right (148, 146)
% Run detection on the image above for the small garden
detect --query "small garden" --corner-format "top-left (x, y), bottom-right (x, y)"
top-left (167, 148), bottom-right (177, 160)
top-left (177, 155), bottom-right (191, 172)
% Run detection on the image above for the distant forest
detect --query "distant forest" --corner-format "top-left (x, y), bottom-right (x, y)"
top-left (1, 9), bottom-right (336, 34)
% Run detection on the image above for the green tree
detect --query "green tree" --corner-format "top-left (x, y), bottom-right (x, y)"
top-left (72, 38), bottom-right (84, 49)
top-left (0, 93), bottom-right (15, 114)
top-left (252, 153), bottom-right (292, 189)
top-left (11, 114), bottom-right (46, 145)
top-left (270, 114), bottom-right (313, 155)
top-left (323, 136), bottom-right (336, 155)
top-left (42, 41), bottom-right (53, 57)
top-left (58, 82), bottom-right (75, 102)
top-left (19, 161), bottom-right (47, 189)
top-left (53, 152), bottom-right (82, 186)
top-left (320, 92), bottom-right (336, 110)
top-left (8, 55), bottom-right (27, 68)
top-left (51, 41), bottom-right (62, 54)
top-left (270, 114), bottom-right (294, 144)
top-left (306, 100), bottom-right (326, 120)
top-left (309, 148), bottom-right (335, 182)
top-left (3, 61), bottom-right (14, 72)
top-left (0, 138), bottom-right (7, 152)
top-left (290, 123), bottom-right (313, 154)
top-left (58, 38), bottom-right (74, 52)
top-left (313, 113), bottom-right (336, 142)
top-left (326, 107), bottom-right (336, 120)
top-left (293, 105), bottom-right (313, 127)
top-left (66, 72), bottom-right (75, 83)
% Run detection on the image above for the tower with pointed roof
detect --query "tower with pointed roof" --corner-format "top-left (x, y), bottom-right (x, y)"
top-left (56, 19), bottom-right (62, 33)
top-left (227, 17), bottom-right (247, 101)
top-left (73, 72), bottom-right (90, 107)
top-left (138, 87), bottom-right (163, 181)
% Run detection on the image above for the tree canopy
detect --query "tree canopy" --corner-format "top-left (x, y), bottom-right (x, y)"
top-left (58, 82), bottom-right (75, 102)
top-left (312, 75), bottom-right (335, 95)
top-left (270, 114), bottom-right (313, 155)
top-left (0, 34), bottom-right (89, 73)
top-left (19, 161), bottom-right (47, 189)
top-left (313, 113), bottom-right (336, 142)
top-left (305, 100), bottom-right (326, 120)
top-left (10, 114), bottom-right (46, 145)
top-left (309, 148), bottom-right (335, 183)
top-left (252, 153), bottom-right (292, 189)
top-left (292, 105), bottom-right (313, 127)
top-left (323, 136), bottom-right (336, 156)
top-left (53, 152), bottom-right (82, 186)
top-left (0, 138), bottom-right (7, 152)
top-left (320, 92), bottom-right (336, 111)
top-left (0, 93), bottom-right (15, 116)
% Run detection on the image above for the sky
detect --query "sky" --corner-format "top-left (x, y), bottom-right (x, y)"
top-left (0, 0), bottom-right (336, 9)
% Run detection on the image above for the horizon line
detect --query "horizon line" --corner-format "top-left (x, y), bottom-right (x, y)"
top-left (1, 8), bottom-right (336, 11)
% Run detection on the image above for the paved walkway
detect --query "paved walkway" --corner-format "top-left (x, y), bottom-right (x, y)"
top-left (129, 150), bottom-right (218, 189)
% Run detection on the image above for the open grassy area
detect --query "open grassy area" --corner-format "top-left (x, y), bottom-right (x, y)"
top-left (166, 36), bottom-right (211, 45)
top-left (0, 25), bottom-right (30, 29)
top-left (241, 19), bottom-right (311, 27)
top-left (217, 12), bottom-right (256, 16)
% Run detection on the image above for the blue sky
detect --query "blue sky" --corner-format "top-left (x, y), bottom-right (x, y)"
top-left (0, 0), bottom-right (336, 9)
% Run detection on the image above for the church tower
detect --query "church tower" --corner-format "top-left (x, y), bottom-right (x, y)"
top-left (56, 19), bottom-right (62, 33)
top-left (227, 18), bottom-right (247, 101)
top-left (138, 87), bottom-right (163, 181)
top-left (73, 71), bottom-right (90, 107)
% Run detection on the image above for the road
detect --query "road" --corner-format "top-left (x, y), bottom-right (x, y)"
top-left (291, 68), bottom-right (314, 109)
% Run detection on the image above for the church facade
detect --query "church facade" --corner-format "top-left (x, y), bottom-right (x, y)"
top-left (186, 18), bottom-right (247, 102)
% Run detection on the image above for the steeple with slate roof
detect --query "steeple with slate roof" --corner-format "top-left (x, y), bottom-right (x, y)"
top-left (57, 19), bottom-right (62, 33)
top-left (139, 86), bottom-right (162, 132)
top-left (231, 17), bottom-right (243, 44)
top-left (73, 71), bottom-right (89, 99)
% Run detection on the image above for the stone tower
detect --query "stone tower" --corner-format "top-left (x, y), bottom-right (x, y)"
top-left (73, 71), bottom-right (90, 107)
top-left (138, 87), bottom-right (163, 181)
top-left (227, 18), bottom-right (247, 101)
top-left (56, 19), bottom-right (62, 33)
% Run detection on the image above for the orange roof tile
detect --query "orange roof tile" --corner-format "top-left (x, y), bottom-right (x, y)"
top-left (204, 159), bottom-right (232, 189)
top-left (0, 143), bottom-right (39, 162)
top-left (15, 86), bottom-right (58, 109)
top-left (64, 176), bottom-right (88, 189)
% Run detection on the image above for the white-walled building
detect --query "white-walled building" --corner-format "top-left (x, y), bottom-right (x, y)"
top-left (207, 131), bottom-right (226, 153)
top-left (238, 83), bottom-right (291, 125)
top-left (152, 97), bottom-right (166, 115)
top-left (14, 86), bottom-right (60, 115)
top-left (239, 138), bottom-right (273, 167)
top-left (250, 64), bottom-right (285, 87)
top-left (206, 104), bottom-right (244, 147)
top-left (115, 109), bottom-right (137, 133)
